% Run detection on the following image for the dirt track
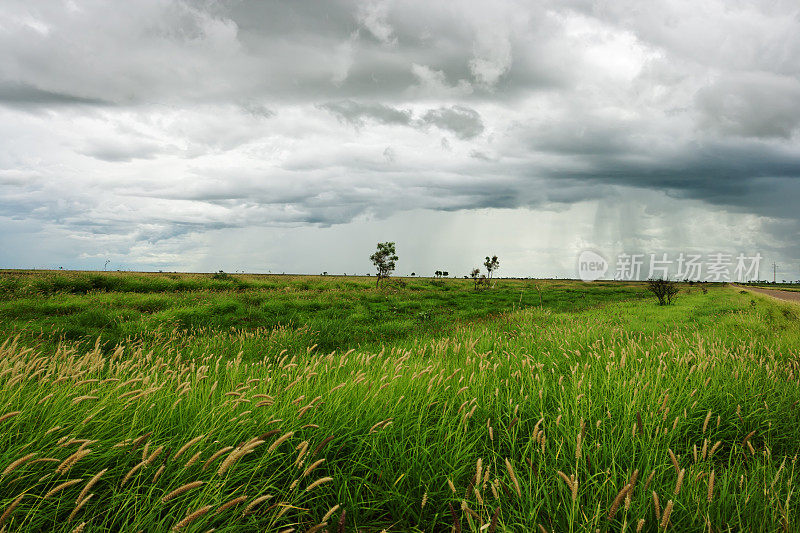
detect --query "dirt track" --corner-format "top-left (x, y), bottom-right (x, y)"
top-left (736, 285), bottom-right (800, 304)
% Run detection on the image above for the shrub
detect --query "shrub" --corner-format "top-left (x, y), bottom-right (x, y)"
top-left (646, 278), bottom-right (679, 305)
top-left (211, 270), bottom-right (231, 281)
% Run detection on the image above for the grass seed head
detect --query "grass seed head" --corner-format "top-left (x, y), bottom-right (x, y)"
top-left (306, 476), bottom-right (334, 492)
top-left (216, 495), bottom-right (248, 514)
top-left (608, 483), bottom-right (631, 520)
top-left (242, 494), bottom-right (273, 516)
top-left (172, 505), bottom-right (212, 530)
top-left (707, 471), bottom-right (715, 502)
top-left (68, 493), bottom-right (93, 522)
top-left (2, 453), bottom-right (36, 476)
top-left (0, 493), bottom-right (25, 528)
top-left (652, 491), bottom-right (661, 521)
top-left (660, 499), bottom-right (674, 529)
top-left (674, 468), bottom-right (685, 496)
top-left (76, 468), bottom-right (106, 506)
top-left (163, 481), bottom-right (205, 502)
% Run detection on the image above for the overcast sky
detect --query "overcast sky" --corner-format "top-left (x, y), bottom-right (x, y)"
top-left (1, 0), bottom-right (799, 280)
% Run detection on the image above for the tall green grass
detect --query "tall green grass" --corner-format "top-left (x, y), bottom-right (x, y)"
top-left (0, 283), bottom-right (798, 531)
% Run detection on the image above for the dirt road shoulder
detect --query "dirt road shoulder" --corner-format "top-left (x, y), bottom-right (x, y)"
top-left (735, 285), bottom-right (800, 305)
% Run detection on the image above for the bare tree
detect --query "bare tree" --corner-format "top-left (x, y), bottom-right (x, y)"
top-left (484, 255), bottom-right (500, 280)
top-left (646, 278), bottom-right (679, 305)
top-left (370, 242), bottom-right (398, 288)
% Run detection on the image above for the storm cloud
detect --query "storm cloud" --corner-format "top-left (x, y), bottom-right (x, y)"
top-left (0, 0), bottom-right (798, 276)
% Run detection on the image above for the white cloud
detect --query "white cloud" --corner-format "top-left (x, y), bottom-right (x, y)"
top-left (357, 0), bottom-right (397, 46)
top-left (409, 63), bottom-right (473, 98)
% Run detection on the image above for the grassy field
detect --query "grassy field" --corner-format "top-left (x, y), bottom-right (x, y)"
top-left (0, 272), bottom-right (799, 532)
top-left (0, 270), bottom-right (646, 355)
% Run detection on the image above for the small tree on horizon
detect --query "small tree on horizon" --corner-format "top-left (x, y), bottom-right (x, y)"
top-left (470, 267), bottom-right (481, 289)
top-left (370, 242), bottom-right (398, 288)
top-left (484, 255), bottom-right (500, 280)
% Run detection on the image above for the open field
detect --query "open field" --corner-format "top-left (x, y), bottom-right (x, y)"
top-left (0, 270), bottom-right (646, 355)
top-left (1, 272), bottom-right (799, 531)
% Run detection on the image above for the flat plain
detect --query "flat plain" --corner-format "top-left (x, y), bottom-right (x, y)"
top-left (0, 271), bottom-right (798, 532)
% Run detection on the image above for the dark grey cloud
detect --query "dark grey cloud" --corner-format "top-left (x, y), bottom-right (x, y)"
top-left (0, 82), bottom-right (109, 108)
top-left (319, 100), bottom-right (412, 127)
top-left (319, 100), bottom-right (484, 140)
